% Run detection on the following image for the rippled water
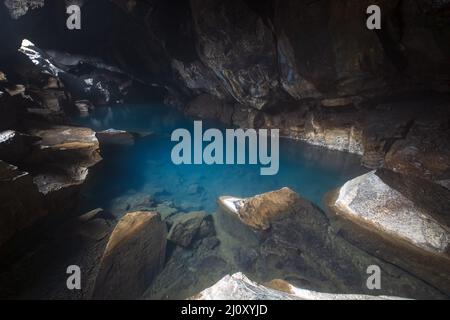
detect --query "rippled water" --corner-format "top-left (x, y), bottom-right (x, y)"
top-left (73, 103), bottom-right (367, 214)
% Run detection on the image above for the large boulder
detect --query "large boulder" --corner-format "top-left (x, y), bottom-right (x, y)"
top-left (218, 187), bottom-right (448, 299)
top-left (92, 211), bottom-right (167, 299)
top-left (26, 125), bottom-right (102, 213)
top-left (193, 272), bottom-right (408, 300)
top-left (330, 170), bottom-right (449, 256)
top-left (326, 169), bottom-right (450, 295)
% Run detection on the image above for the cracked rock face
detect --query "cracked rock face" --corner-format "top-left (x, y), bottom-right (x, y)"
top-left (4, 0), bottom-right (45, 19)
top-left (190, 0), bottom-right (281, 110)
top-left (332, 171), bottom-right (450, 255)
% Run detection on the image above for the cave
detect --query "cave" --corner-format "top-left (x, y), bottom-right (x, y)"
top-left (0, 0), bottom-right (449, 301)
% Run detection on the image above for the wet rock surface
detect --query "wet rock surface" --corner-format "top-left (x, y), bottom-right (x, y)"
top-left (217, 188), bottom-right (448, 299)
top-left (92, 211), bottom-right (167, 300)
top-left (326, 169), bottom-right (450, 295)
top-left (330, 170), bottom-right (449, 255)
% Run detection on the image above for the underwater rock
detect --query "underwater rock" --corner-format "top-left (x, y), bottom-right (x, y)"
top-left (109, 192), bottom-right (156, 218)
top-left (96, 129), bottom-right (135, 147)
top-left (77, 208), bottom-right (104, 223)
top-left (193, 273), bottom-right (408, 300)
top-left (168, 211), bottom-right (210, 248)
top-left (219, 188), bottom-right (306, 231)
top-left (0, 160), bottom-right (46, 247)
top-left (93, 211), bottom-right (167, 300)
top-left (330, 170), bottom-right (449, 256)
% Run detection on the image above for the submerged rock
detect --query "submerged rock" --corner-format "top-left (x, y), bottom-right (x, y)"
top-left (93, 211), bottom-right (167, 300)
top-left (219, 188), bottom-right (301, 231)
top-left (168, 211), bottom-right (213, 248)
top-left (193, 273), bottom-right (408, 300)
top-left (330, 170), bottom-right (449, 256)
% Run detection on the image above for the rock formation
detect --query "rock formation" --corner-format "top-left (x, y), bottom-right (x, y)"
top-left (193, 273), bottom-right (408, 300)
top-left (92, 211), bottom-right (167, 300)
top-left (331, 171), bottom-right (449, 255)
top-left (326, 169), bottom-right (450, 295)
top-left (218, 188), bottom-right (449, 298)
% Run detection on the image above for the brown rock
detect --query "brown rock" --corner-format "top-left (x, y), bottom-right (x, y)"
top-left (92, 211), bottom-right (167, 299)
top-left (219, 188), bottom-right (301, 231)
top-left (218, 187), bottom-right (447, 298)
top-left (167, 211), bottom-right (210, 247)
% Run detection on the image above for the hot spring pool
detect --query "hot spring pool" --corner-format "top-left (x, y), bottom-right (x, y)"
top-left (73, 103), bottom-right (367, 215)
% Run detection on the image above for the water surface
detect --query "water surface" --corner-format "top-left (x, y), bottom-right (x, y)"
top-left (74, 103), bottom-right (367, 214)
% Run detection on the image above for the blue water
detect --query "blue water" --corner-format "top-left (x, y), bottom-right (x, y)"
top-left (74, 104), bottom-right (367, 214)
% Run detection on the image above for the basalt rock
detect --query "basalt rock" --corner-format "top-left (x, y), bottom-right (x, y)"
top-left (93, 211), bottom-right (167, 300)
top-left (26, 125), bottom-right (102, 213)
top-left (326, 169), bottom-right (450, 295)
top-left (330, 170), bottom-right (449, 255)
top-left (218, 188), bottom-right (448, 298)
top-left (190, 0), bottom-right (281, 110)
top-left (167, 211), bottom-right (214, 248)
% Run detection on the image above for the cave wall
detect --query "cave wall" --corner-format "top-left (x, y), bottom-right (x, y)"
top-left (2, 0), bottom-right (449, 109)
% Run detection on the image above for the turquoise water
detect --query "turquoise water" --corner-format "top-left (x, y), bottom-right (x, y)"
top-left (74, 104), bottom-right (367, 214)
